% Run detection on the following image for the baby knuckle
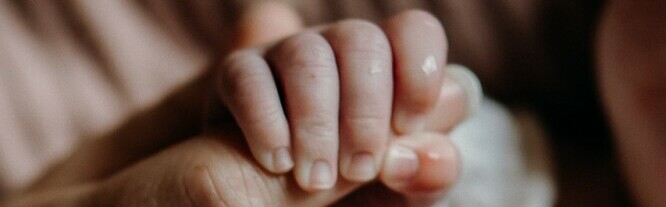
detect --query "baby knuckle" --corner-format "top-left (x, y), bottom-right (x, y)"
top-left (222, 51), bottom-right (260, 74)
top-left (296, 118), bottom-right (337, 139)
top-left (342, 114), bottom-right (385, 131)
top-left (341, 115), bottom-right (388, 146)
top-left (246, 104), bottom-right (285, 128)
top-left (335, 19), bottom-right (383, 39)
top-left (331, 20), bottom-right (390, 55)
top-left (219, 52), bottom-right (267, 95)
top-left (277, 32), bottom-right (336, 70)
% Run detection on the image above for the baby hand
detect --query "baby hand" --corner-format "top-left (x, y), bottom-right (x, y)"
top-left (216, 10), bottom-right (481, 192)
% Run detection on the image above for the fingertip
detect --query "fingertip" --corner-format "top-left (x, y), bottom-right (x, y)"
top-left (271, 147), bottom-right (295, 173)
top-left (382, 144), bottom-right (420, 187)
top-left (341, 152), bottom-right (380, 182)
top-left (381, 133), bottom-right (459, 195)
top-left (425, 64), bottom-right (483, 132)
top-left (446, 64), bottom-right (483, 117)
top-left (246, 145), bottom-right (293, 175)
top-left (295, 159), bottom-right (337, 192)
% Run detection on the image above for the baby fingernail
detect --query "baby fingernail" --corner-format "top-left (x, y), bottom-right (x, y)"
top-left (310, 160), bottom-right (334, 190)
top-left (384, 145), bottom-right (419, 184)
top-left (394, 110), bottom-right (426, 134)
top-left (272, 147), bottom-right (293, 173)
top-left (346, 152), bottom-right (377, 182)
top-left (446, 64), bottom-right (483, 117)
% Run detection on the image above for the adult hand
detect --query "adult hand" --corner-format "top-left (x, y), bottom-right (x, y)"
top-left (6, 127), bottom-right (460, 207)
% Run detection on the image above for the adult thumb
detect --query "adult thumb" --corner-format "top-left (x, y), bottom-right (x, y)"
top-left (232, 1), bottom-right (303, 49)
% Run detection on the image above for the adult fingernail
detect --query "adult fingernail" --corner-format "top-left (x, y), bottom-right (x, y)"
top-left (383, 145), bottom-right (419, 184)
top-left (272, 147), bottom-right (293, 173)
top-left (345, 152), bottom-right (377, 182)
top-left (446, 64), bottom-right (483, 117)
top-left (310, 160), bottom-right (334, 190)
top-left (394, 110), bottom-right (426, 134)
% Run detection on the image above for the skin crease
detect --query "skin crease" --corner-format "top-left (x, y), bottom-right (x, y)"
top-left (597, 0), bottom-right (666, 206)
